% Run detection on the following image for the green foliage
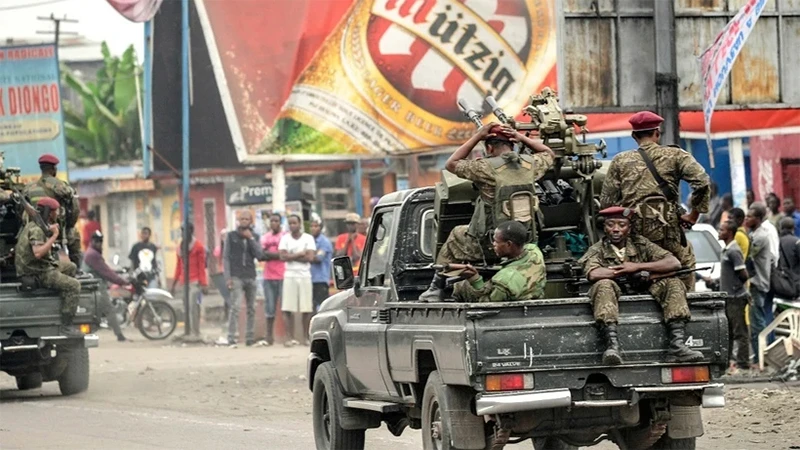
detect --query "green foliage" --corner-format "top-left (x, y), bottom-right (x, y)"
top-left (61, 42), bottom-right (142, 166)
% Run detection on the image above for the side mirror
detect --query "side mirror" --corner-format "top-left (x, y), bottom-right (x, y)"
top-left (332, 256), bottom-right (354, 290)
top-left (112, 254), bottom-right (120, 266)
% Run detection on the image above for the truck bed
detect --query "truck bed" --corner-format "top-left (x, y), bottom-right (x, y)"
top-left (386, 292), bottom-right (728, 389)
top-left (0, 278), bottom-right (100, 339)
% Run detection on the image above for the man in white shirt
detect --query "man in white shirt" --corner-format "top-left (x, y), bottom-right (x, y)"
top-left (279, 214), bottom-right (316, 347)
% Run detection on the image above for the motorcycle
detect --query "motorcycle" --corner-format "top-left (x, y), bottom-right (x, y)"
top-left (109, 255), bottom-right (177, 340)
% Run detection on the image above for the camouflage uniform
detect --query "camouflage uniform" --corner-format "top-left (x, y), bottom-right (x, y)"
top-left (23, 175), bottom-right (82, 266)
top-left (15, 221), bottom-right (81, 317)
top-left (437, 152), bottom-right (553, 265)
top-left (579, 235), bottom-right (690, 324)
top-left (454, 243), bottom-right (546, 302)
top-left (599, 141), bottom-right (710, 290)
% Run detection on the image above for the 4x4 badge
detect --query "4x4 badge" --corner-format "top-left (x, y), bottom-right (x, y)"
top-left (685, 336), bottom-right (704, 348)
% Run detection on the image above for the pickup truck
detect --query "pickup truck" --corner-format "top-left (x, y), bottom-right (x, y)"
top-left (0, 275), bottom-right (101, 395)
top-left (307, 187), bottom-right (727, 450)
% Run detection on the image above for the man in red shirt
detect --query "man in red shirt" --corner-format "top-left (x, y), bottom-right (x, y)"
top-left (170, 224), bottom-right (208, 337)
top-left (81, 210), bottom-right (101, 251)
top-left (335, 213), bottom-right (367, 274)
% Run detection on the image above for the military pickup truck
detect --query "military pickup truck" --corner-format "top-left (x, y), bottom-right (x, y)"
top-left (0, 278), bottom-right (100, 395)
top-left (307, 89), bottom-right (726, 450)
top-left (308, 187), bottom-right (727, 450)
top-left (0, 156), bottom-right (100, 396)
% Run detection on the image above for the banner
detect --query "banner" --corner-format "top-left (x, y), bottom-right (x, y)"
top-left (0, 44), bottom-right (68, 182)
top-left (699, 0), bottom-right (767, 150)
top-left (106, 0), bottom-right (163, 23)
top-left (197, 0), bottom-right (557, 162)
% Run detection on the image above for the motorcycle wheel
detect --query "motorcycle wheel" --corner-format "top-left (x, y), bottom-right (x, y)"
top-left (136, 300), bottom-right (177, 340)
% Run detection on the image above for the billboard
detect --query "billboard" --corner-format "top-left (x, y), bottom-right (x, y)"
top-left (0, 44), bottom-right (68, 182)
top-left (195, 0), bottom-right (557, 162)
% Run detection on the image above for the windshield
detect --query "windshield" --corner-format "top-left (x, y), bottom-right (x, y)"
top-left (685, 230), bottom-right (720, 264)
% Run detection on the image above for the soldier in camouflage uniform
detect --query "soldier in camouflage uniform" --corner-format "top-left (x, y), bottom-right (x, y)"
top-left (599, 112), bottom-right (710, 291)
top-left (453, 221), bottom-right (546, 302)
top-left (420, 123), bottom-right (554, 301)
top-left (15, 197), bottom-right (82, 335)
top-left (579, 206), bottom-right (703, 365)
top-left (23, 154), bottom-right (82, 268)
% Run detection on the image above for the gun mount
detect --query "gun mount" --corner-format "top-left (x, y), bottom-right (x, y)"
top-left (435, 88), bottom-right (609, 297)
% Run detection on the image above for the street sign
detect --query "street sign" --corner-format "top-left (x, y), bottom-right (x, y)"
top-left (225, 183), bottom-right (273, 206)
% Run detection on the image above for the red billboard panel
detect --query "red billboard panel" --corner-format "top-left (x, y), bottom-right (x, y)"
top-left (196, 0), bottom-right (557, 162)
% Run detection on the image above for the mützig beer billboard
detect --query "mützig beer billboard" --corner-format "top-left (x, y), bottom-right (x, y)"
top-left (196, 0), bottom-right (556, 162)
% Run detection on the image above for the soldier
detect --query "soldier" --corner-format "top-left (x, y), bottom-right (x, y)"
top-left (579, 206), bottom-right (704, 365)
top-left (23, 154), bottom-right (82, 267)
top-left (15, 197), bottom-right (82, 335)
top-left (599, 112), bottom-right (710, 291)
top-left (419, 122), bottom-right (554, 301)
top-left (452, 220), bottom-right (546, 303)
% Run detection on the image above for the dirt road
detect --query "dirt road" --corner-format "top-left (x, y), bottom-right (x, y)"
top-left (1, 329), bottom-right (798, 450)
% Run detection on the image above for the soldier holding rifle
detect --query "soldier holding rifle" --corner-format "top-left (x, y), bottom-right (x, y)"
top-left (600, 112), bottom-right (710, 291)
top-left (419, 117), bottom-right (553, 301)
top-left (578, 207), bottom-right (704, 366)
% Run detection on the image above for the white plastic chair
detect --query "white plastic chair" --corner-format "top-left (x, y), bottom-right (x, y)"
top-left (758, 309), bottom-right (800, 371)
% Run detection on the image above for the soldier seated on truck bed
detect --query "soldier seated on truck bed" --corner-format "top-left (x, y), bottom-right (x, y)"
top-left (578, 206), bottom-right (704, 365)
top-left (420, 122), bottom-right (554, 302)
top-left (14, 197), bottom-right (82, 336)
top-left (451, 220), bottom-right (546, 303)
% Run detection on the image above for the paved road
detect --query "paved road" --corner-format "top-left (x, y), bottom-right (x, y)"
top-left (0, 329), bottom-right (797, 449)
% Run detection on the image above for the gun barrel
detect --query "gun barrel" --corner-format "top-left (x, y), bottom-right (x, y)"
top-left (485, 96), bottom-right (511, 124)
top-left (457, 98), bottom-right (483, 129)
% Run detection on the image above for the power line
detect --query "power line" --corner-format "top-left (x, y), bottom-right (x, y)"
top-left (0, 0), bottom-right (69, 11)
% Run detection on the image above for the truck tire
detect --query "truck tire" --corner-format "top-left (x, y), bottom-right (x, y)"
top-left (651, 436), bottom-right (696, 450)
top-left (58, 347), bottom-right (90, 396)
top-left (15, 373), bottom-right (43, 390)
top-left (312, 362), bottom-right (365, 450)
top-left (532, 437), bottom-right (578, 450)
top-left (422, 370), bottom-right (488, 450)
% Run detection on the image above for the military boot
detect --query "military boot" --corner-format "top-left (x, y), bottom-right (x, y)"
top-left (419, 273), bottom-right (446, 302)
top-left (60, 313), bottom-right (82, 338)
top-left (666, 320), bottom-right (704, 363)
top-left (601, 322), bottom-right (623, 365)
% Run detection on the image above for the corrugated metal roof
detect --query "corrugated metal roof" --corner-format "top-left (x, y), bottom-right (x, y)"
top-left (69, 165), bottom-right (141, 183)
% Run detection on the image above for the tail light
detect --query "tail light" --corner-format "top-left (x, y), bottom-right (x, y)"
top-left (485, 373), bottom-right (534, 392)
top-left (661, 366), bottom-right (709, 384)
top-left (79, 324), bottom-right (92, 334)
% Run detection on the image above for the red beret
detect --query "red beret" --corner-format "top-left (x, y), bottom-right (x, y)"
top-left (485, 125), bottom-right (514, 142)
top-left (628, 111), bottom-right (664, 131)
top-left (36, 197), bottom-right (60, 210)
top-left (598, 206), bottom-right (635, 219)
top-left (38, 154), bottom-right (60, 165)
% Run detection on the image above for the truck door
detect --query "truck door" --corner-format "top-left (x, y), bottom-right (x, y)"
top-left (344, 207), bottom-right (398, 398)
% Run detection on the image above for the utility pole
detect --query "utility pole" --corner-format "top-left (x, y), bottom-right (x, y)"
top-left (653, 0), bottom-right (679, 147)
top-left (36, 14), bottom-right (78, 46)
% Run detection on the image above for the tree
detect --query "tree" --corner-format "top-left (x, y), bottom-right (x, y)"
top-left (61, 42), bottom-right (142, 166)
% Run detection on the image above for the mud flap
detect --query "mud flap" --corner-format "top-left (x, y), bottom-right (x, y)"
top-left (443, 385), bottom-right (486, 449)
top-left (666, 405), bottom-right (704, 439)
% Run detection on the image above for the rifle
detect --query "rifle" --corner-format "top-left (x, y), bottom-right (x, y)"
top-left (9, 187), bottom-right (52, 238)
top-left (432, 263), bottom-right (500, 277)
top-left (576, 266), bottom-right (712, 294)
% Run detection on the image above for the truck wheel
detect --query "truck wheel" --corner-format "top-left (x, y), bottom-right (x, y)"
top-left (58, 347), bottom-right (90, 396)
top-left (651, 436), bottom-right (696, 450)
top-left (422, 370), bottom-right (487, 450)
top-left (15, 373), bottom-right (43, 390)
top-left (532, 437), bottom-right (578, 450)
top-left (312, 362), bottom-right (365, 450)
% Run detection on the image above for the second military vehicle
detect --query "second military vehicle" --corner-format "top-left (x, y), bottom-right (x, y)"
top-left (0, 156), bottom-right (100, 396)
top-left (307, 90), bottom-right (727, 450)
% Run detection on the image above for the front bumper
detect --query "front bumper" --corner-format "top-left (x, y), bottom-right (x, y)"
top-left (474, 383), bottom-right (725, 415)
top-left (0, 334), bottom-right (100, 355)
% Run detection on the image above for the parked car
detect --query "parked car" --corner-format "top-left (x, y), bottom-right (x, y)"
top-left (687, 225), bottom-right (723, 292)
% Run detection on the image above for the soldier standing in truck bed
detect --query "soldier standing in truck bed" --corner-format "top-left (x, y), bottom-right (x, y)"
top-left (419, 123), bottom-right (554, 302)
top-left (599, 112), bottom-right (710, 291)
top-left (23, 154), bottom-right (82, 268)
